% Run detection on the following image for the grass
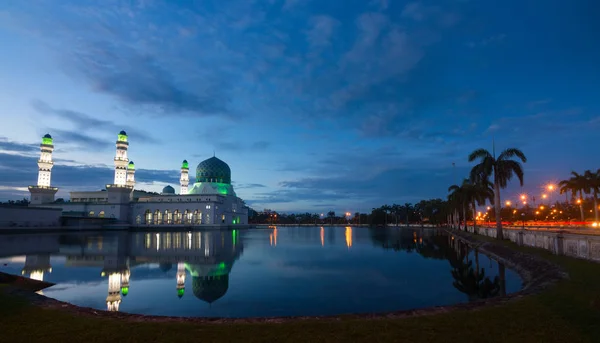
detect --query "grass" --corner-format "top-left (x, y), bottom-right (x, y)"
top-left (2, 236), bottom-right (600, 343)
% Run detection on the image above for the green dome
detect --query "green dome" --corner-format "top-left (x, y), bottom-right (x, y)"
top-left (42, 134), bottom-right (53, 145)
top-left (162, 185), bottom-right (175, 194)
top-left (196, 157), bottom-right (231, 184)
top-left (177, 288), bottom-right (185, 298)
top-left (121, 286), bottom-right (129, 296)
top-left (182, 160), bottom-right (189, 169)
top-left (192, 275), bottom-right (229, 304)
top-left (128, 161), bottom-right (135, 170)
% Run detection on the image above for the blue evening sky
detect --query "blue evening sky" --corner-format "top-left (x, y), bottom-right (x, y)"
top-left (0, 0), bottom-right (598, 213)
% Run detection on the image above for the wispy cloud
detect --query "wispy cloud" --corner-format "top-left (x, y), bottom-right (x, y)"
top-left (31, 100), bottom-right (157, 144)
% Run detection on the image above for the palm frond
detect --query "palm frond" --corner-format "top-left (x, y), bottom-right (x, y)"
top-left (468, 149), bottom-right (492, 162)
top-left (498, 148), bottom-right (527, 163)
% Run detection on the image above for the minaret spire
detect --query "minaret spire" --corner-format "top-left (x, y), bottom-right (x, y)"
top-left (113, 131), bottom-right (129, 186)
top-left (180, 160), bottom-right (189, 195)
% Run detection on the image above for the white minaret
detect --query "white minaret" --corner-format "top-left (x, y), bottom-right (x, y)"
top-left (106, 272), bottom-right (122, 312)
top-left (180, 160), bottom-right (189, 194)
top-left (126, 161), bottom-right (135, 187)
top-left (37, 134), bottom-right (54, 187)
top-left (113, 131), bottom-right (129, 186)
top-left (176, 262), bottom-right (186, 298)
top-left (28, 134), bottom-right (58, 205)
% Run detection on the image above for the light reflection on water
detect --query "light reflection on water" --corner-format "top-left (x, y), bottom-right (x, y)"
top-left (0, 227), bottom-right (521, 318)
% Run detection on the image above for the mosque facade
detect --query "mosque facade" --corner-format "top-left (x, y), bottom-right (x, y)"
top-left (27, 131), bottom-right (249, 227)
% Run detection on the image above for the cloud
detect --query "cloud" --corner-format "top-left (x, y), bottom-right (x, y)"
top-left (526, 99), bottom-right (552, 109)
top-left (0, 138), bottom-right (39, 155)
top-left (401, 2), bottom-right (460, 27)
top-left (68, 42), bottom-right (231, 116)
top-left (305, 15), bottom-right (340, 50)
top-left (466, 34), bottom-right (506, 48)
top-left (30, 100), bottom-right (157, 144)
top-left (234, 183), bottom-right (267, 190)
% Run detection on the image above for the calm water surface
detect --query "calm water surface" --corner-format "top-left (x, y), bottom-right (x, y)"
top-left (0, 227), bottom-right (521, 317)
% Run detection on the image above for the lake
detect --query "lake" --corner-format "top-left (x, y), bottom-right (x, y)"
top-left (0, 226), bottom-right (521, 317)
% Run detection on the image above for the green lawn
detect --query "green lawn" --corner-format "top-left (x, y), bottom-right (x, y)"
top-left (1, 237), bottom-right (600, 343)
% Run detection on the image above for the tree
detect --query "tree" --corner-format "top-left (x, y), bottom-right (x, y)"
top-left (448, 182), bottom-right (468, 230)
top-left (469, 147), bottom-right (527, 240)
top-left (327, 211), bottom-right (335, 225)
top-left (463, 178), bottom-right (494, 230)
top-left (559, 171), bottom-right (587, 222)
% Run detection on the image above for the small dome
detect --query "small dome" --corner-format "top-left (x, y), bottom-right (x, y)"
top-left (177, 288), bottom-right (185, 298)
top-left (128, 161), bottom-right (135, 170)
top-left (119, 130), bottom-right (127, 135)
top-left (121, 286), bottom-right (129, 296)
top-left (162, 185), bottom-right (175, 194)
top-left (196, 156), bottom-right (231, 184)
top-left (182, 160), bottom-right (189, 169)
top-left (43, 133), bottom-right (52, 139)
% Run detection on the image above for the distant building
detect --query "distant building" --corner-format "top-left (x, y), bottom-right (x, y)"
top-left (23, 131), bottom-right (249, 228)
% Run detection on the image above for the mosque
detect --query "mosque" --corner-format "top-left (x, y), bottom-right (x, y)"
top-left (27, 131), bottom-right (249, 227)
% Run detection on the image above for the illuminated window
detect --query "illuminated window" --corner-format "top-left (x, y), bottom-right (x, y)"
top-left (99, 211), bottom-right (105, 218)
top-left (88, 211), bottom-right (94, 217)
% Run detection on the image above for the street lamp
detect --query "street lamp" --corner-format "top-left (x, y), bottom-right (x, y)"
top-left (505, 200), bottom-right (511, 207)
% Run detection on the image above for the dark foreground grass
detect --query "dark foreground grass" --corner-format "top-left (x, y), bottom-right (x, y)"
top-left (2, 237), bottom-right (600, 343)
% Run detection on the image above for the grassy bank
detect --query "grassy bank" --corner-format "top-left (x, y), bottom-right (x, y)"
top-left (2, 236), bottom-right (600, 343)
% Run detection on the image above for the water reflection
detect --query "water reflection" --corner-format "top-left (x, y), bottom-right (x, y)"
top-left (369, 228), bottom-right (507, 301)
top-left (0, 227), bottom-right (517, 317)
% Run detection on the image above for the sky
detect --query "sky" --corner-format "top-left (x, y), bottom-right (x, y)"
top-left (0, 0), bottom-right (599, 213)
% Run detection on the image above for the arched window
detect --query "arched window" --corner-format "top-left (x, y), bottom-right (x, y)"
top-left (165, 210), bottom-right (172, 224)
top-left (145, 210), bottom-right (152, 225)
top-left (88, 211), bottom-right (95, 217)
top-left (184, 210), bottom-right (191, 224)
top-left (98, 211), bottom-right (105, 218)
top-left (174, 210), bottom-right (182, 224)
top-left (135, 215), bottom-right (141, 224)
top-left (154, 210), bottom-right (162, 225)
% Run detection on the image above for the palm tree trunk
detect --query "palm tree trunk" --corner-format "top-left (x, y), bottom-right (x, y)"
top-left (499, 262), bottom-right (506, 296)
top-left (579, 190), bottom-right (585, 222)
top-left (475, 250), bottom-right (480, 276)
top-left (494, 179), bottom-right (503, 240)
top-left (472, 201), bottom-right (477, 232)
top-left (462, 205), bottom-right (467, 232)
top-left (594, 190), bottom-right (598, 222)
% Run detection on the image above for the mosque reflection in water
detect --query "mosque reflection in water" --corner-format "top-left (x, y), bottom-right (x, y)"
top-left (5, 226), bottom-right (513, 317)
top-left (15, 230), bottom-right (242, 312)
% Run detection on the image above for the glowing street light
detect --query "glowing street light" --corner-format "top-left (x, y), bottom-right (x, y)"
top-left (505, 201), bottom-right (511, 206)
top-left (486, 206), bottom-right (491, 211)
top-left (520, 194), bottom-right (526, 201)
top-left (547, 184), bottom-right (555, 191)
top-left (542, 194), bottom-right (547, 199)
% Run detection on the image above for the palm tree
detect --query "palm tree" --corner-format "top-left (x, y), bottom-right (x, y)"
top-left (463, 178), bottom-right (494, 231)
top-left (559, 172), bottom-right (587, 222)
top-left (449, 182), bottom-right (467, 230)
top-left (584, 169), bottom-right (600, 222)
top-left (448, 184), bottom-right (466, 230)
top-left (469, 147), bottom-right (527, 240)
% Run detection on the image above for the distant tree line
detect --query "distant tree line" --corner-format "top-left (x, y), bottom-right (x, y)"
top-left (248, 198), bottom-right (450, 226)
